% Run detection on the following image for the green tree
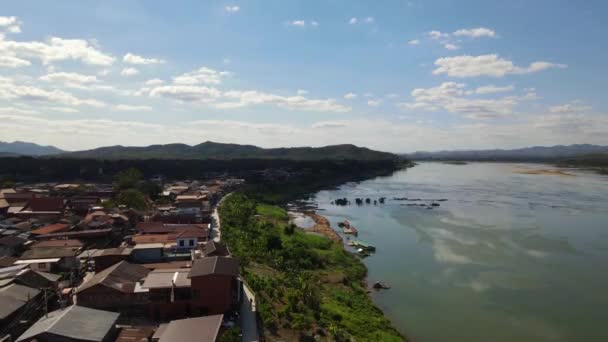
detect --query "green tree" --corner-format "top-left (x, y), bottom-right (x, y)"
top-left (139, 181), bottom-right (162, 201)
top-left (114, 168), bottom-right (143, 191)
top-left (117, 189), bottom-right (147, 210)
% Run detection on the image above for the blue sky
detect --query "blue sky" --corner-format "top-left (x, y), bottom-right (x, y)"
top-left (1, 0), bottom-right (606, 152)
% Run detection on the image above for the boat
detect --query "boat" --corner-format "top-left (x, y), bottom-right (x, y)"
top-left (343, 225), bottom-right (358, 236)
top-left (338, 219), bottom-right (351, 228)
top-left (373, 281), bottom-right (391, 290)
top-left (351, 239), bottom-right (376, 251)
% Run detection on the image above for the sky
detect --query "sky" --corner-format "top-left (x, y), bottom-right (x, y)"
top-left (0, 0), bottom-right (607, 153)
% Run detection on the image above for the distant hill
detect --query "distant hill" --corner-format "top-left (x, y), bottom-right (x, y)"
top-left (557, 153), bottom-right (608, 168)
top-left (404, 144), bottom-right (608, 161)
top-left (60, 141), bottom-right (399, 161)
top-left (0, 141), bottom-right (65, 156)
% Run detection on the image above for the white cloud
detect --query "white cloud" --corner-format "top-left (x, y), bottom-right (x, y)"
top-left (173, 66), bottom-right (229, 85)
top-left (0, 106), bottom-right (39, 115)
top-left (0, 16), bottom-right (18, 27)
top-left (311, 121), bottom-right (349, 129)
top-left (120, 67), bottom-right (139, 76)
top-left (3, 114), bottom-right (608, 153)
top-left (428, 30), bottom-right (449, 40)
top-left (0, 76), bottom-right (105, 108)
top-left (367, 99), bottom-right (381, 106)
top-left (225, 5), bottom-right (240, 13)
top-left (311, 21), bottom-right (319, 27)
top-left (0, 36), bottom-right (115, 66)
top-left (453, 27), bottom-right (496, 38)
top-left (297, 89), bottom-right (308, 95)
top-left (217, 91), bottom-right (351, 112)
top-left (549, 101), bottom-right (592, 114)
top-left (148, 85), bottom-right (222, 103)
top-left (0, 16), bottom-right (21, 34)
top-left (123, 52), bottom-right (165, 65)
top-left (433, 54), bottom-right (567, 78)
top-left (344, 92), bottom-right (357, 100)
top-left (408, 39), bottom-right (420, 45)
top-left (349, 17), bottom-right (374, 25)
top-left (0, 55), bottom-right (31, 67)
top-left (399, 82), bottom-right (534, 119)
top-left (115, 104), bottom-right (153, 111)
top-left (145, 78), bottom-right (164, 86)
top-left (474, 85), bottom-right (515, 94)
top-left (40, 72), bottom-right (99, 85)
top-left (290, 20), bottom-right (306, 27)
top-left (444, 43), bottom-right (459, 50)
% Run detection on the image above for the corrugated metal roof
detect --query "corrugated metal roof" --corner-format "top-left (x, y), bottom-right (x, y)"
top-left (77, 261), bottom-right (149, 294)
top-left (157, 315), bottom-right (223, 342)
top-left (16, 305), bottom-right (119, 342)
top-left (188, 256), bottom-right (239, 278)
top-left (0, 284), bottom-right (40, 320)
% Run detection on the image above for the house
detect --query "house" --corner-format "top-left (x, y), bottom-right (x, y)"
top-left (30, 223), bottom-right (71, 236)
top-left (169, 226), bottom-right (207, 252)
top-left (202, 241), bottom-right (230, 257)
top-left (0, 235), bottom-right (27, 257)
top-left (152, 315), bottom-right (224, 342)
top-left (15, 197), bottom-right (66, 221)
top-left (0, 264), bottom-right (61, 289)
top-left (85, 247), bottom-right (133, 272)
top-left (68, 196), bottom-right (101, 215)
top-left (131, 243), bottom-right (164, 263)
top-left (142, 268), bottom-right (192, 320)
top-left (188, 257), bottom-right (240, 315)
top-left (142, 257), bottom-right (240, 320)
top-left (76, 261), bottom-right (149, 312)
top-left (0, 284), bottom-right (41, 331)
top-left (15, 246), bottom-right (80, 273)
top-left (16, 305), bottom-right (120, 342)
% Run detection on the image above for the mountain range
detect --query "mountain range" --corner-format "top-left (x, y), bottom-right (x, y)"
top-left (58, 141), bottom-right (399, 161)
top-left (404, 144), bottom-right (608, 161)
top-left (0, 141), bottom-right (65, 156)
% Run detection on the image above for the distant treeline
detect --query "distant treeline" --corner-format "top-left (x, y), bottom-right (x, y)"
top-left (0, 157), bottom-right (409, 203)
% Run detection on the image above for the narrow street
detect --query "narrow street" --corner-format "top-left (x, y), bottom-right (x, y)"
top-left (240, 283), bottom-right (259, 342)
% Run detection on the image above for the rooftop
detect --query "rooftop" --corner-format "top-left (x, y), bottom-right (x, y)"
top-left (20, 246), bottom-right (79, 260)
top-left (188, 256), bottom-right (239, 278)
top-left (156, 315), bottom-right (223, 342)
top-left (141, 268), bottom-right (191, 289)
top-left (0, 284), bottom-right (40, 320)
top-left (16, 305), bottom-right (120, 342)
top-left (77, 261), bottom-right (149, 294)
top-left (30, 223), bottom-right (70, 235)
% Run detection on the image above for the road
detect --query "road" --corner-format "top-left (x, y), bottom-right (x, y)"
top-left (210, 192), bottom-right (232, 243)
top-left (240, 282), bottom-right (259, 342)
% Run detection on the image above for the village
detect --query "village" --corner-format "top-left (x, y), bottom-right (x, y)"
top-left (0, 175), bottom-right (251, 342)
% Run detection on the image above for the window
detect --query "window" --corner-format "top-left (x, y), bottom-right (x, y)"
top-left (189, 239), bottom-right (194, 246)
top-left (179, 240), bottom-right (185, 247)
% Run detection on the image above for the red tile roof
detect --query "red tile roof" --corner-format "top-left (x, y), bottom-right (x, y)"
top-left (30, 223), bottom-right (70, 236)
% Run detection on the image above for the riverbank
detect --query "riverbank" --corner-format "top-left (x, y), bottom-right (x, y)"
top-left (307, 212), bottom-right (343, 244)
top-left (219, 193), bottom-right (405, 341)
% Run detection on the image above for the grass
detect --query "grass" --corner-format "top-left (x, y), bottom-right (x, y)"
top-left (256, 204), bottom-right (289, 221)
top-left (220, 193), bottom-right (404, 341)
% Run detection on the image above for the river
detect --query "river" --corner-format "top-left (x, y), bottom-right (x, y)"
top-left (310, 162), bottom-right (608, 342)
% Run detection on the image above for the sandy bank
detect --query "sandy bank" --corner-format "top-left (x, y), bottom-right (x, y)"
top-left (513, 168), bottom-right (575, 176)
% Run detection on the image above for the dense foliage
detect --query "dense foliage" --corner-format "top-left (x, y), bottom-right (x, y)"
top-left (220, 193), bottom-right (404, 341)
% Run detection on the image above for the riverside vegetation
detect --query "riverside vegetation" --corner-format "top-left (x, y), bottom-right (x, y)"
top-left (220, 193), bottom-right (404, 341)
